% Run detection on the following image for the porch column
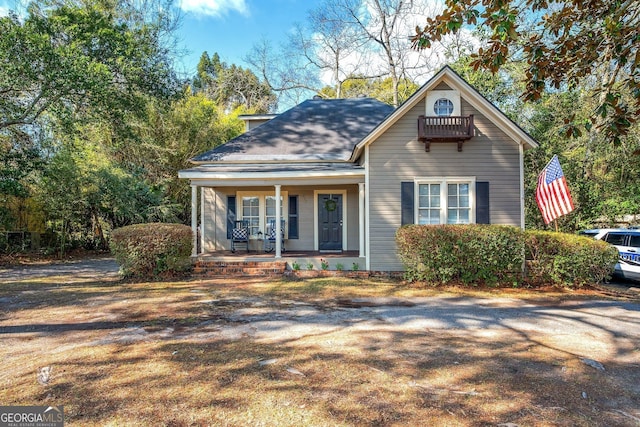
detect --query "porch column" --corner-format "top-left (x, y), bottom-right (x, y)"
top-left (275, 184), bottom-right (282, 258)
top-left (200, 187), bottom-right (206, 254)
top-left (359, 183), bottom-right (365, 258)
top-left (191, 184), bottom-right (198, 257)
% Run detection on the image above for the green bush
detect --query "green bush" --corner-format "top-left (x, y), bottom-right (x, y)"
top-left (396, 224), bottom-right (524, 286)
top-left (110, 223), bottom-right (193, 278)
top-left (396, 225), bottom-right (618, 287)
top-left (524, 230), bottom-right (618, 287)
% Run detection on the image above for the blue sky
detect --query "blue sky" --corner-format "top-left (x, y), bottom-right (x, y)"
top-left (0, 0), bottom-right (322, 77)
top-left (171, 0), bottom-right (323, 76)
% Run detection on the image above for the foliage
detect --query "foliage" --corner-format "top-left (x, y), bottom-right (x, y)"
top-left (318, 76), bottom-right (418, 105)
top-left (248, 0), bottom-right (470, 107)
top-left (0, 1), bottom-right (179, 135)
top-left (396, 225), bottom-right (616, 287)
top-left (524, 230), bottom-right (618, 287)
top-left (413, 0), bottom-right (640, 144)
top-left (396, 224), bottom-right (524, 286)
top-left (37, 138), bottom-right (175, 253)
top-left (523, 89), bottom-right (640, 230)
top-left (110, 223), bottom-right (192, 278)
top-left (193, 51), bottom-right (276, 113)
top-left (122, 91), bottom-right (244, 222)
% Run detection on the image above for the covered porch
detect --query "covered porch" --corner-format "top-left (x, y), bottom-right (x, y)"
top-left (179, 163), bottom-right (368, 268)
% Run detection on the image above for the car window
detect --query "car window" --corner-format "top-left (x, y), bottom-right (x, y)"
top-left (629, 235), bottom-right (640, 248)
top-left (604, 233), bottom-right (627, 246)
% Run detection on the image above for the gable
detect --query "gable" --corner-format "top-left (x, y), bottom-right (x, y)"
top-left (350, 66), bottom-right (538, 161)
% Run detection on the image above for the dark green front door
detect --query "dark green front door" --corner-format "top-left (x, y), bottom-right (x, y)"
top-left (318, 194), bottom-right (343, 251)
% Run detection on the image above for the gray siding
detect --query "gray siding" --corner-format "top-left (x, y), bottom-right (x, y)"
top-left (201, 185), bottom-right (360, 252)
top-left (368, 97), bottom-right (522, 271)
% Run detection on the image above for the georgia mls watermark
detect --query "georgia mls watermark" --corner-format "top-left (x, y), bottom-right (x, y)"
top-left (0, 406), bottom-right (64, 427)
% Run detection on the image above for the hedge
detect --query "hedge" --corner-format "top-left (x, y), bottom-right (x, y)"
top-left (524, 230), bottom-right (619, 286)
top-left (396, 225), bottom-right (618, 287)
top-left (110, 223), bottom-right (193, 278)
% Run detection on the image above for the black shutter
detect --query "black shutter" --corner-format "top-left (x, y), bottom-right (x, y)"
top-left (401, 182), bottom-right (415, 225)
top-left (476, 182), bottom-right (490, 224)
top-left (288, 195), bottom-right (299, 239)
top-left (226, 196), bottom-right (236, 239)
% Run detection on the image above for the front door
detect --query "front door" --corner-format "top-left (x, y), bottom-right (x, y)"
top-left (318, 194), bottom-right (343, 251)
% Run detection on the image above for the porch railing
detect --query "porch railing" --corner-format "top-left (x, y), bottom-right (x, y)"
top-left (417, 115), bottom-right (474, 152)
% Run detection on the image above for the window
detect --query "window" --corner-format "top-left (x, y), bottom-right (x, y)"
top-left (418, 183), bottom-right (441, 224)
top-left (447, 183), bottom-right (470, 224)
top-left (604, 233), bottom-right (626, 246)
top-left (237, 191), bottom-right (288, 238)
top-left (241, 196), bottom-right (260, 236)
top-left (415, 178), bottom-right (475, 224)
top-left (434, 98), bottom-right (454, 116)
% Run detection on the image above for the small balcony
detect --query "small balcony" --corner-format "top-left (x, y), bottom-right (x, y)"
top-left (417, 114), bottom-right (474, 152)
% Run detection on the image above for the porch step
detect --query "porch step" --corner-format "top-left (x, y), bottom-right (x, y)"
top-left (193, 260), bottom-right (287, 278)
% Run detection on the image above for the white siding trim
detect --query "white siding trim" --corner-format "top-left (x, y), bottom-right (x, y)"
top-left (519, 142), bottom-right (525, 229)
top-left (313, 189), bottom-right (347, 251)
top-left (364, 146), bottom-right (371, 271)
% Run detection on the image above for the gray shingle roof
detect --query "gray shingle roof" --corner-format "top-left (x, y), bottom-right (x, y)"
top-left (191, 98), bottom-right (394, 163)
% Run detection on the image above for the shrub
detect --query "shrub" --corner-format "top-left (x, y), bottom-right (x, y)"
top-left (396, 225), bottom-right (619, 288)
top-left (110, 223), bottom-right (192, 278)
top-left (524, 230), bottom-right (618, 287)
top-left (396, 224), bottom-right (524, 286)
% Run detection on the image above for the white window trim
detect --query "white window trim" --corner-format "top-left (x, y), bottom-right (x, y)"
top-left (313, 189), bottom-right (347, 251)
top-left (426, 90), bottom-right (461, 116)
top-left (236, 190), bottom-right (288, 239)
top-left (414, 177), bottom-right (476, 224)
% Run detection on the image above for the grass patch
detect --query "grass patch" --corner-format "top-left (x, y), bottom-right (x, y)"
top-left (1, 272), bottom-right (638, 426)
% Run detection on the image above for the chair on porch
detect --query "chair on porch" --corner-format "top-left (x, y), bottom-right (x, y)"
top-left (264, 219), bottom-right (285, 253)
top-left (230, 220), bottom-right (250, 253)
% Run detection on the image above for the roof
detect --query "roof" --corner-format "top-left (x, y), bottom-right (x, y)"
top-left (191, 98), bottom-right (394, 163)
top-left (350, 66), bottom-right (539, 161)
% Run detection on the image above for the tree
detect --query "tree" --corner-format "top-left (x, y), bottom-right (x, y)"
top-left (318, 75), bottom-right (418, 105)
top-left (122, 90), bottom-right (245, 222)
top-left (193, 52), bottom-right (276, 113)
top-left (289, 5), bottom-right (372, 99)
top-left (248, 0), bottom-right (463, 107)
top-left (0, 0), bottom-right (180, 135)
top-left (413, 0), bottom-right (640, 144)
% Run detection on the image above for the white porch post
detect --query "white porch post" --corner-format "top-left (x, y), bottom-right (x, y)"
top-left (274, 184), bottom-right (282, 258)
top-left (359, 182), bottom-right (365, 258)
top-left (200, 187), bottom-right (206, 254)
top-left (191, 184), bottom-right (198, 257)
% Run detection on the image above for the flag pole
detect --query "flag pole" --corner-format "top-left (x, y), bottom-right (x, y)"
top-left (554, 219), bottom-right (558, 232)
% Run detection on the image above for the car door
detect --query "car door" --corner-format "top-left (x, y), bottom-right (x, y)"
top-left (618, 233), bottom-right (640, 267)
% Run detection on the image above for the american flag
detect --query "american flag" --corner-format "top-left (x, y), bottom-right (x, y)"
top-left (535, 155), bottom-right (575, 224)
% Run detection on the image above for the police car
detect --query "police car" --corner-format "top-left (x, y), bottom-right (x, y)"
top-left (580, 228), bottom-right (640, 282)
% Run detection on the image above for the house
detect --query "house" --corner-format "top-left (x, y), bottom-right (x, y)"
top-left (178, 66), bottom-right (538, 272)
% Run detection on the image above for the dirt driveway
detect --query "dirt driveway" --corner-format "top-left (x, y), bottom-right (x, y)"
top-left (1, 259), bottom-right (639, 426)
